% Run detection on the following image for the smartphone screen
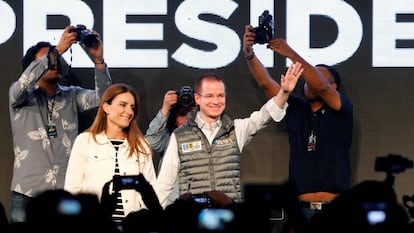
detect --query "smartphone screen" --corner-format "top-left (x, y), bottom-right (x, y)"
top-left (113, 175), bottom-right (140, 191)
top-left (198, 208), bottom-right (234, 231)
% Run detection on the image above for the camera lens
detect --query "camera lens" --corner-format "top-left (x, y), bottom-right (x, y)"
top-left (179, 94), bottom-right (193, 107)
top-left (177, 86), bottom-right (195, 107)
top-left (79, 31), bottom-right (97, 48)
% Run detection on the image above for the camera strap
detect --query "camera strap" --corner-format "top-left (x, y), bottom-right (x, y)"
top-left (65, 47), bottom-right (73, 78)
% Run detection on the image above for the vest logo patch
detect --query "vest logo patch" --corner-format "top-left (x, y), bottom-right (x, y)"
top-left (181, 141), bottom-right (202, 153)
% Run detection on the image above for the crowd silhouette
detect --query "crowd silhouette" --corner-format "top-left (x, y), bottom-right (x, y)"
top-left (1, 176), bottom-right (413, 233)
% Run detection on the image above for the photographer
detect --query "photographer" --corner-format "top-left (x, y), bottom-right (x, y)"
top-left (9, 24), bottom-right (111, 225)
top-left (145, 86), bottom-right (197, 159)
top-left (243, 23), bottom-right (353, 224)
top-left (145, 86), bottom-right (197, 206)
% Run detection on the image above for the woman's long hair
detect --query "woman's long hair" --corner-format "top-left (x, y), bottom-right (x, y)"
top-left (88, 83), bottom-right (150, 158)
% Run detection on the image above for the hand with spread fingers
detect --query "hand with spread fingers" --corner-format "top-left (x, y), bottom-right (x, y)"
top-left (281, 61), bottom-right (304, 94)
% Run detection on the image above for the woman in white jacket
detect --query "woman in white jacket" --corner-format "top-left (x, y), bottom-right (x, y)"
top-left (64, 83), bottom-right (157, 228)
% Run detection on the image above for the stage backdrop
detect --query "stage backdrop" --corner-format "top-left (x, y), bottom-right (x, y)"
top-left (0, 0), bottom-right (413, 218)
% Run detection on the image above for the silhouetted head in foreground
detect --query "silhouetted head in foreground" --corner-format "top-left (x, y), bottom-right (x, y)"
top-left (311, 180), bottom-right (410, 233)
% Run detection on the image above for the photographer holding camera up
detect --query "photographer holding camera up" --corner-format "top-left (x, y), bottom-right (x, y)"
top-left (8, 24), bottom-right (111, 225)
top-left (146, 86), bottom-right (197, 158)
top-left (243, 16), bottom-right (353, 225)
top-left (145, 86), bottom-right (197, 205)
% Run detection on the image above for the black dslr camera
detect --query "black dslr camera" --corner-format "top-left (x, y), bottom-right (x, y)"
top-left (375, 154), bottom-right (413, 174)
top-left (251, 10), bottom-right (274, 44)
top-left (176, 86), bottom-right (195, 107)
top-left (70, 24), bottom-right (98, 48)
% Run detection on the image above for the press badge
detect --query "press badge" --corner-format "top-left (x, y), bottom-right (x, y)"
top-left (181, 141), bottom-right (202, 153)
top-left (47, 123), bottom-right (58, 138)
top-left (307, 131), bottom-right (316, 152)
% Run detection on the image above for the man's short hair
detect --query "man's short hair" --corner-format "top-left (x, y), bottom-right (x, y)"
top-left (316, 64), bottom-right (341, 91)
top-left (22, 41), bottom-right (52, 71)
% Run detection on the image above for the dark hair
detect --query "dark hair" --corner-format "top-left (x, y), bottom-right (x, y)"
top-left (22, 41), bottom-right (52, 71)
top-left (316, 64), bottom-right (341, 91)
top-left (166, 105), bottom-right (195, 133)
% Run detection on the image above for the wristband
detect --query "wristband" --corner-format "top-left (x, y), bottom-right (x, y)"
top-left (244, 52), bottom-right (255, 60)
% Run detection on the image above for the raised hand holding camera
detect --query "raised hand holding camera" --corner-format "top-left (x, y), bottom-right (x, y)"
top-left (243, 10), bottom-right (274, 60)
top-left (69, 24), bottom-right (98, 48)
top-left (176, 85), bottom-right (195, 107)
top-left (68, 24), bottom-right (104, 65)
top-left (54, 25), bottom-right (78, 55)
top-left (112, 174), bottom-right (162, 212)
top-left (101, 176), bottom-right (160, 217)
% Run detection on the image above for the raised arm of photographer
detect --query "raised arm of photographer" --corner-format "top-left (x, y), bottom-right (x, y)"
top-left (145, 90), bottom-right (178, 154)
top-left (160, 90), bottom-right (178, 116)
top-left (267, 38), bottom-right (341, 109)
top-left (55, 25), bottom-right (77, 55)
top-left (243, 25), bottom-right (280, 98)
top-left (55, 25), bottom-right (105, 68)
top-left (83, 30), bottom-right (105, 68)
